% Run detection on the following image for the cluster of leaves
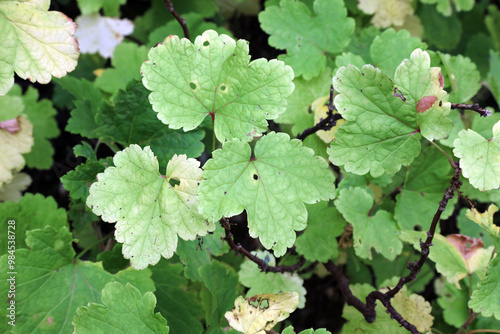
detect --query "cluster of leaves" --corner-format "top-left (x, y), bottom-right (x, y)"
top-left (1, 0), bottom-right (500, 333)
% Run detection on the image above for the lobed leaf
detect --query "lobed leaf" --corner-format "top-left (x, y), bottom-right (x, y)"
top-left (72, 282), bottom-right (169, 334)
top-left (87, 145), bottom-right (215, 269)
top-left (199, 132), bottom-right (336, 256)
top-left (141, 30), bottom-right (294, 142)
top-left (0, 0), bottom-right (79, 95)
top-left (258, 0), bottom-right (354, 80)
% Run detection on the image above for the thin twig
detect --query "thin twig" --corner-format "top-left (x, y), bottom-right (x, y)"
top-left (221, 219), bottom-right (306, 273)
top-left (296, 85), bottom-right (342, 140)
top-left (451, 103), bottom-right (491, 117)
top-left (162, 0), bottom-right (190, 40)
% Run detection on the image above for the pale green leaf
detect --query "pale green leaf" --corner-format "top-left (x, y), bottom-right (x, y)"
top-left (328, 49), bottom-right (453, 177)
top-left (239, 251), bottom-right (307, 308)
top-left (73, 282), bottom-right (169, 334)
top-left (469, 255), bottom-right (500, 320)
top-left (87, 145), bottom-right (215, 269)
top-left (258, 0), bottom-right (354, 80)
top-left (453, 120), bottom-right (500, 191)
top-left (7, 85), bottom-right (59, 169)
top-left (0, 116), bottom-right (33, 186)
top-left (335, 187), bottom-right (403, 260)
top-left (198, 132), bottom-right (335, 257)
top-left (0, 95), bottom-right (23, 122)
top-left (141, 30), bottom-right (294, 142)
top-left (0, 0), bottom-right (79, 95)
top-left (0, 172), bottom-right (31, 202)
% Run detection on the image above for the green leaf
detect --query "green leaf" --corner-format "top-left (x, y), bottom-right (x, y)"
top-left (62, 77), bottom-right (104, 138)
top-left (97, 243), bottom-right (129, 274)
top-left (283, 326), bottom-right (331, 334)
top-left (73, 282), bottom-right (169, 334)
top-left (399, 231), bottom-right (493, 284)
top-left (0, 95), bottom-right (23, 121)
top-left (0, 0), bottom-right (79, 95)
top-left (453, 120), bottom-right (500, 191)
top-left (438, 53), bottom-right (481, 103)
top-left (199, 260), bottom-right (239, 329)
top-left (420, 0), bottom-right (474, 16)
top-left (436, 278), bottom-right (470, 328)
top-left (150, 259), bottom-right (204, 334)
top-left (295, 202), bottom-right (346, 262)
top-left (486, 50), bottom-right (500, 105)
top-left (369, 29), bottom-right (426, 78)
top-left (76, 0), bottom-right (126, 16)
top-left (141, 30), bottom-right (294, 142)
top-left (176, 224), bottom-right (229, 281)
top-left (418, 4), bottom-right (462, 51)
top-left (394, 143), bottom-right (456, 230)
top-left (238, 251), bottom-right (307, 308)
top-left (258, 0), bottom-right (354, 80)
top-left (0, 193), bottom-right (67, 250)
top-left (328, 48), bottom-right (453, 177)
top-left (61, 159), bottom-right (111, 201)
top-left (94, 43), bottom-right (149, 95)
top-left (344, 26), bottom-right (380, 65)
top-left (95, 80), bottom-right (205, 166)
top-left (469, 255), bottom-right (500, 320)
top-left (486, 5), bottom-right (500, 52)
top-left (336, 187), bottom-right (402, 261)
top-left (199, 132), bottom-right (336, 257)
top-left (0, 226), bottom-right (155, 333)
top-left (87, 145), bottom-right (215, 269)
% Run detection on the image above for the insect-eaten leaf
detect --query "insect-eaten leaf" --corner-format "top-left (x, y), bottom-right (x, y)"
top-left (225, 292), bottom-right (299, 334)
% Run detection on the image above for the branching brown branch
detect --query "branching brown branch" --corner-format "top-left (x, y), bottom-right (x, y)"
top-left (324, 162), bottom-right (462, 334)
top-left (162, 0), bottom-right (190, 40)
top-left (296, 85), bottom-right (343, 140)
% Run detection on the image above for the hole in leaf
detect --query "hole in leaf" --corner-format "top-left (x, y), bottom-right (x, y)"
top-left (253, 174), bottom-right (258, 180)
top-left (169, 178), bottom-right (180, 187)
top-left (203, 41), bottom-right (210, 47)
top-left (190, 82), bottom-right (197, 90)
